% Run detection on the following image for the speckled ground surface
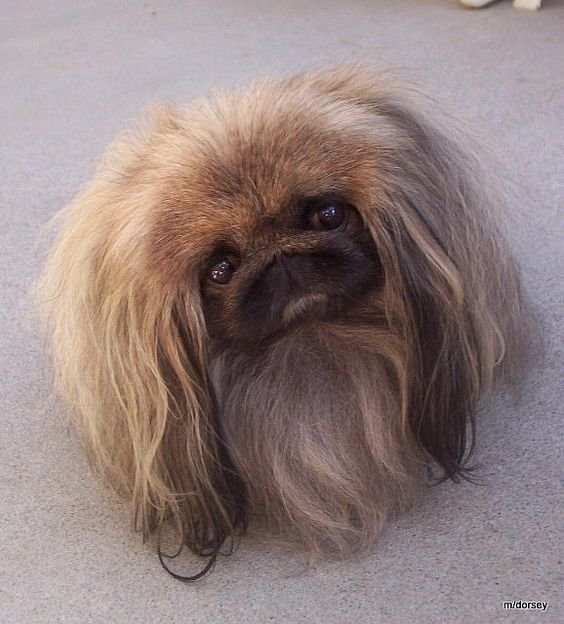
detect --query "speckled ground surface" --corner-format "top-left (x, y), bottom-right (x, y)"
top-left (1, 1), bottom-right (562, 622)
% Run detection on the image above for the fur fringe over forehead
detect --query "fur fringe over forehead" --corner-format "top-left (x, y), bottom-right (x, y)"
top-left (38, 65), bottom-right (529, 577)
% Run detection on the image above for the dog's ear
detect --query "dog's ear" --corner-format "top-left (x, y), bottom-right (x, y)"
top-left (38, 105), bottom-right (245, 553)
top-left (303, 65), bottom-right (526, 478)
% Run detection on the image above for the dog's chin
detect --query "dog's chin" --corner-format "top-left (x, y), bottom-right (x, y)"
top-left (209, 322), bottom-right (424, 555)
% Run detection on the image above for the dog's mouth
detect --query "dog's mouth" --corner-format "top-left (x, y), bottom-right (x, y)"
top-left (281, 292), bottom-right (329, 326)
top-left (234, 291), bottom-right (334, 349)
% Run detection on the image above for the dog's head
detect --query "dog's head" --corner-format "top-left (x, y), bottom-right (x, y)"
top-left (39, 66), bottom-right (526, 572)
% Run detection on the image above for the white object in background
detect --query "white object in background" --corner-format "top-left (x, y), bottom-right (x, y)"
top-left (513, 0), bottom-right (542, 9)
top-left (459, 0), bottom-right (542, 7)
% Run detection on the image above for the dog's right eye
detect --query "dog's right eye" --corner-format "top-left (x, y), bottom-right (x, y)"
top-left (313, 203), bottom-right (346, 230)
top-left (207, 258), bottom-right (236, 285)
top-left (301, 197), bottom-right (351, 232)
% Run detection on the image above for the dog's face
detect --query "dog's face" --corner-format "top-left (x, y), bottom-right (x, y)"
top-left (40, 66), bottom-right (526, 576)
top-left (201, 193), bottom-right (381, 348)
top-left (146, 94), bottom-right (389, 350)
top-left (201, 203), bottom-right (383, 354)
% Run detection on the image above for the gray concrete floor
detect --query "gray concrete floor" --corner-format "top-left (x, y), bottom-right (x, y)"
top-left (1, 1), bottom-right (563, 622)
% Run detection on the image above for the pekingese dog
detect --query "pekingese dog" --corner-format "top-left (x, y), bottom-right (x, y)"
top-left (39, 65), bottom-right (528, 579)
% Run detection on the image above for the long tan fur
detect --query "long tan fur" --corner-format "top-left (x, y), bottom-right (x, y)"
top-left (38, 66), bottom-right (528, 573)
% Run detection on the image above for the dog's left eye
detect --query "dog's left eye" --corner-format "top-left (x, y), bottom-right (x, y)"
top-left (207, 258), bottom-right (236, 285)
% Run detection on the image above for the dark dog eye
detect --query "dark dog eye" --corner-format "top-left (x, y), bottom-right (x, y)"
top-left (208, 258), bottom-right (236, 285)
top-left (309, 202), bottom-right (347, 231)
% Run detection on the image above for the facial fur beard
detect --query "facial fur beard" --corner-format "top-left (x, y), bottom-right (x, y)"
top-left (209, 322), bottom-right (425, 556)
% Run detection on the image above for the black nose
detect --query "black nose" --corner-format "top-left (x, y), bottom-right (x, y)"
top-left (267, 253), bottom-right (309, 288)
top-left (243, 253), bottom-right (312, 322)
